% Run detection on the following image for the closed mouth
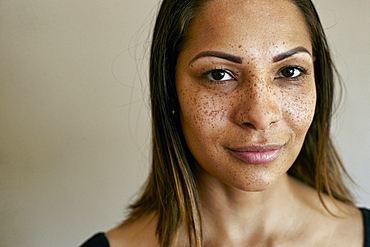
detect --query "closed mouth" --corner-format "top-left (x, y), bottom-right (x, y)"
top-left (228, 143), bottom-right (285, 164)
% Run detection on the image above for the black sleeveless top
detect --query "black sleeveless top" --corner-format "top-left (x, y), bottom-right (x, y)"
top-left (80, 232), bottom-right (109, 247)
top-left (80, 208), bottom-right (370, 247)
top-left (363, 208), bottom-right (370, 247)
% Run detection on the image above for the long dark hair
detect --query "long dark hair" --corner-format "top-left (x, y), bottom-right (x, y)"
top-left (123, 0), bottom-right (354, 246)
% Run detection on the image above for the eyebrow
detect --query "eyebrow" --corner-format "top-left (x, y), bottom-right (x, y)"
top-left (190, 51), bottom-right (243, 64)
top-left (272, 46), bottom-right (311, 63)
top-left (189, 46), bottom-right (311, 65)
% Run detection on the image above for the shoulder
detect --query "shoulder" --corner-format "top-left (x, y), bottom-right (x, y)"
top-left (301, 204), bottom-right (364, 247)
top-left (105, 214), bottom-right (159, 247)
top-left (328, 205), bottom-right (364, 246)
top-left (290, 178), bottom-right (364, 246)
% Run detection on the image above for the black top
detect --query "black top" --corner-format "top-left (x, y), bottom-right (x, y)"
top-left (80, 232), bottom-right (109, 247)
top-left (80, 208), bottom-right (370, 247)
top-left (362, 208), bottom-right (370, 247)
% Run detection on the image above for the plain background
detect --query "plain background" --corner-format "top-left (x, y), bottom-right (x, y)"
top-left (0, 0), bottom-right (369, 246)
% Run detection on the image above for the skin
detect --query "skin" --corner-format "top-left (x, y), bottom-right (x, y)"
top-left (106, 0), bottom-right (364, 246)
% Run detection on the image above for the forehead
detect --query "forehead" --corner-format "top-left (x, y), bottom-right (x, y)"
top-left (182, 0), bottom-right (311, 57)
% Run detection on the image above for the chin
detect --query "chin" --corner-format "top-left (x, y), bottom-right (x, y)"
top-left (224, 172), bottom-right (287, 193)
top-left (231, 181), bottom-right (273, 193)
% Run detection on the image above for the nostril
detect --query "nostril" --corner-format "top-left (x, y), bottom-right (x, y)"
top-left (242, 122), bottom-right (254, 127)
top-left (240, 114), bottom-right (279, 130)
top-left (242, 121), bottom-right (276, 130)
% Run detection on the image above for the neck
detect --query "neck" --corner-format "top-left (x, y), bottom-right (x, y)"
top-left (196, 166), bottom-right (304, 246)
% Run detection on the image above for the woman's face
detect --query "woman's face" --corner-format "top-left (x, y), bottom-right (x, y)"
top-left (176, 0), bottom-right (316, 191)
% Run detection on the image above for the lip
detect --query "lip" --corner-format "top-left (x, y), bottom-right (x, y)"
top-left (228, 144), bottom-right (285, 165)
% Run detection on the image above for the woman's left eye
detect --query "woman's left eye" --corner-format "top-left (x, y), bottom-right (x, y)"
top-left (276, 66), bottom-right (306, 79)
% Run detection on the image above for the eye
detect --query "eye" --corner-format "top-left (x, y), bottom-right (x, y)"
top-left (204, 69), bottom-right (234, 82)
top-left (276, 66), bottom-right (306, 79)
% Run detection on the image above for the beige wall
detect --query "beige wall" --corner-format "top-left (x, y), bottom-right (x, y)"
top-left (0, 1), bottom-right (369, 246)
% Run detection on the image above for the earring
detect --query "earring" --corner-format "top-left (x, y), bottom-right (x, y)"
top-left (172, 110), bottom-right (176, 115)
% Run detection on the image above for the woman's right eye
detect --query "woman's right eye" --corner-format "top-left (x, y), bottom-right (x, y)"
top-left (204, 69), bottom-right (234, 82)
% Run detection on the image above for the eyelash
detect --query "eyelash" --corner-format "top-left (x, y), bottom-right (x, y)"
top-left (201, 65), bottom-right (308, 84)
top-left (202, 68), bottom-right (236, 83)
top-left (275, 66), bottom-right (308, 81)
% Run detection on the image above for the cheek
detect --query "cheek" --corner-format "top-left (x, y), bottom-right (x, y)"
top-left (283, 86), bottom-right (316, 134)
top-left (178, 87), bottom-right (229, 143)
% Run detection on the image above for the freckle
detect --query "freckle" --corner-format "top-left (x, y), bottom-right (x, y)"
top-left (239, 45), bottom-right (242, 48)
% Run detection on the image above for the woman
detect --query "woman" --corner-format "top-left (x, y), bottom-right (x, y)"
top-left (81, 0), bottom-right (370, 246)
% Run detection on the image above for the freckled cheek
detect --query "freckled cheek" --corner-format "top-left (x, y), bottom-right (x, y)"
top-left (180, 93), bottom-right (229, 137)
top-left (282, 91), bottom-right (316, 133)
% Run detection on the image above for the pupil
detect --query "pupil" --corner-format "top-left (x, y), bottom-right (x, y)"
top-left (282, 68), bottom-right (294, 77)
top-left (212, 70), bottom-right (225, 80)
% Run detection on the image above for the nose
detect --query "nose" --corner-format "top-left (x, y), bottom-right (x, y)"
top-left (236, 78), bottom-right (281, 130)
